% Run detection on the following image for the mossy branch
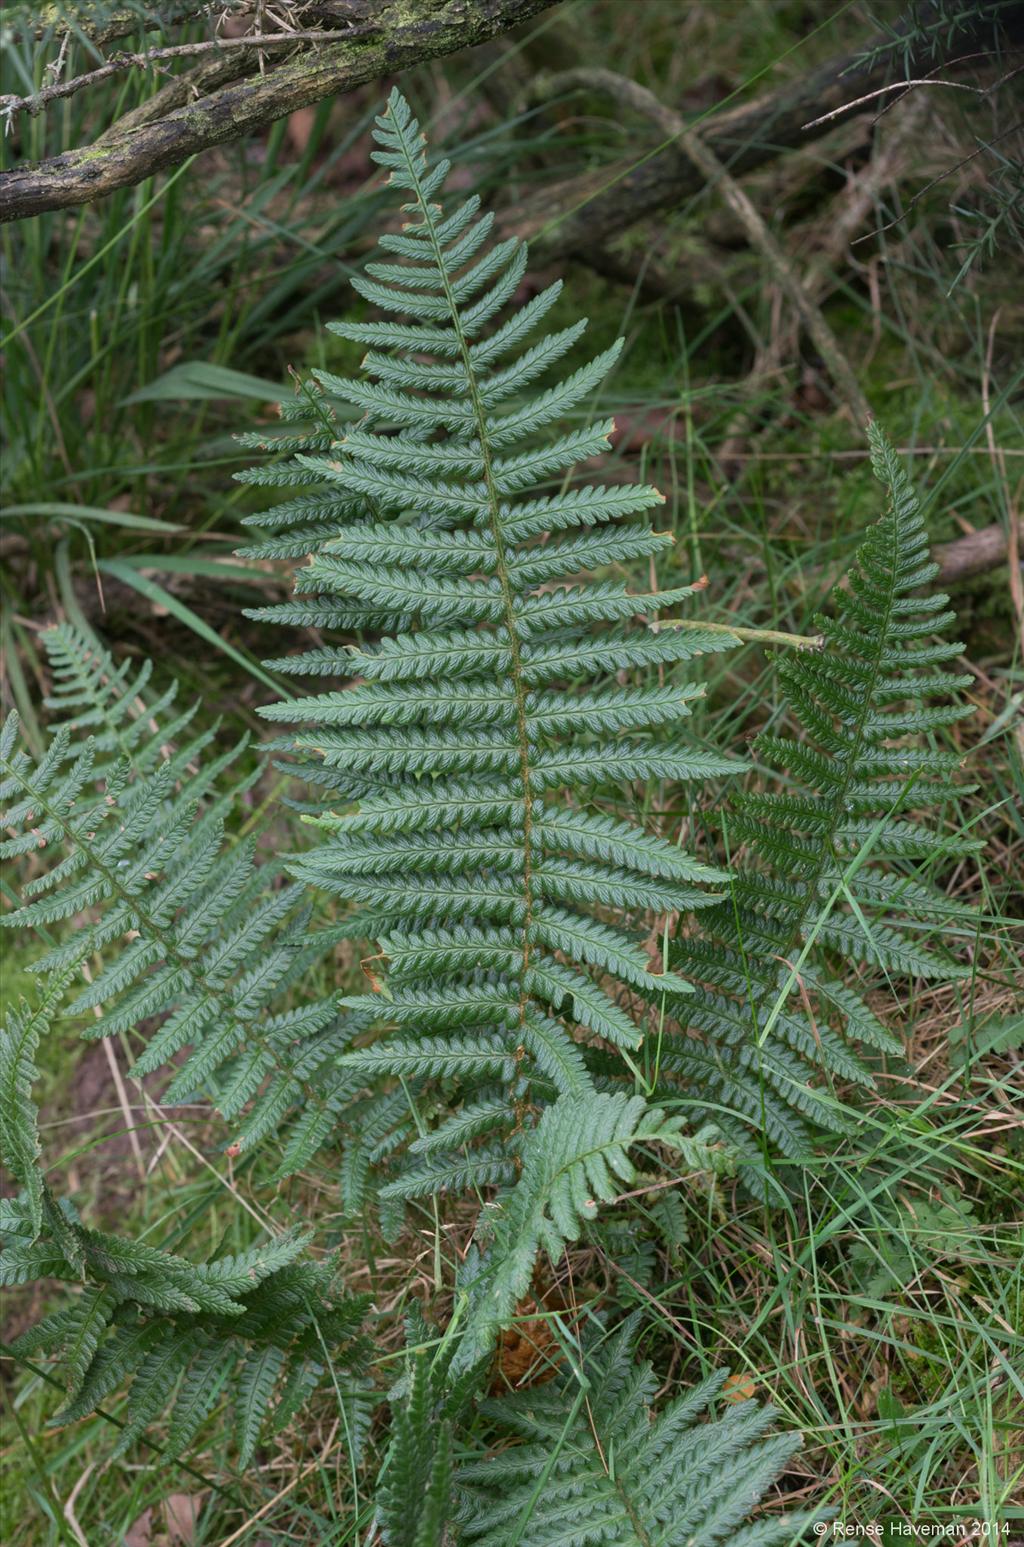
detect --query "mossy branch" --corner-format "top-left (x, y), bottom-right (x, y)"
top-left (0, 0), bottom-right (555, 224)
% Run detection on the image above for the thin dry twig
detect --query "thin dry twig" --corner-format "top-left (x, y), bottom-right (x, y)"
top-left (801, 76), bottom-right (985, 129)
top-left (77, 959), bottom-right (147, 1181)
top-left (62, 1463), bottom-right (94, 1547)
top-left (100, 1036), bottom-right (147, 1182)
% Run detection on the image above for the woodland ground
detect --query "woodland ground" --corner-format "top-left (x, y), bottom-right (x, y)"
top-left (1, 1), bottom-right (1022, 1543)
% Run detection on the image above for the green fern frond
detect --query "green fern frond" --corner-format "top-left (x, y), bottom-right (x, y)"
top-left (0, 986), bottom-right (371, 1461)
top-left (455, 1313), bottom-right (823, 1545)
top-left (40, 622), bottom-right (202, 777)
top-left (0, 628), bottom-right (348, 1165)
top-left (661, 423), bottom-right (980, 1167)
top-left (458, 1093), bottom-right (733, 1366)
top-left (19, 1232), bottom-right (373, 1463)
top-left (373, 1311), bottom-right (819, 1546)
top-left (375, 1308), bottom-right (488, 1547)
top-left (377, 1349), bottom-right (455, 1547)
top-left (241, 87), bottom-right (744, 1220)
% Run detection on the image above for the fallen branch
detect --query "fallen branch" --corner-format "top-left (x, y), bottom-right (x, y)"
top-left (101, 49), bottom-right (257, 136)
top-left (574, 237), bottom-right (729, 307)
top-left (0, 0), bottom-right (556, 223)
top-left (11, 3), bottom-right (208, 47)
top-left (935, 523), bottom-right (1011, 584)
top-left (531, 67), bottom-right (870, 427)
top-left (504, 3), bottom-right (1024, 264)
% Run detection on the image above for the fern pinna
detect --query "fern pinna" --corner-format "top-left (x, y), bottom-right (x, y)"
top-left (246, 91), bottom-right (742, 1208)
top-left (661, 424), bottom-right (980, 1173)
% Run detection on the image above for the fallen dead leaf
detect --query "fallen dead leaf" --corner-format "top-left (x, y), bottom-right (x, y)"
top-left (124, 1492), bottom-right (207, 1547)
top-left (165, 1492), bottom-right (207, 1545)
top-left (124, 1508), bottom-right (153, 1547)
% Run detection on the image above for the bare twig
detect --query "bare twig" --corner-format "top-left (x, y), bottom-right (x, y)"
top-left (78, 959), bottom-right (146, 1180)
top-left (62, 1464), bottom-right (94, 1547)
top-left (801, 76), bottom-right (985, 129)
